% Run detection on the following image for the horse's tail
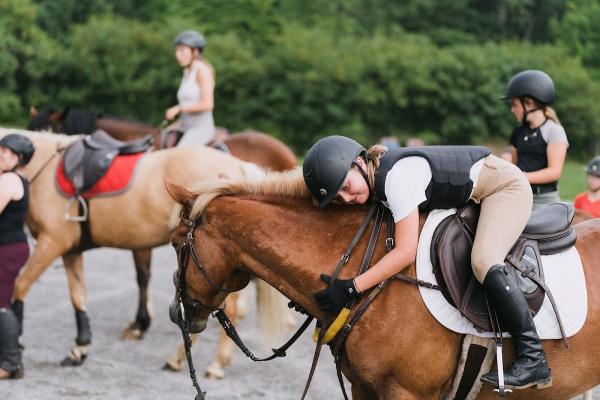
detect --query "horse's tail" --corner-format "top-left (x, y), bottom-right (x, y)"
top-left (255, 279), bottom-right (294, 348)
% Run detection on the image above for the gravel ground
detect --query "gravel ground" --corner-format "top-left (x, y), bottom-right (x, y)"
top-left (1, 244), bottom-right (597, 400)
top-left (1, 245), bottom-right (341, 400)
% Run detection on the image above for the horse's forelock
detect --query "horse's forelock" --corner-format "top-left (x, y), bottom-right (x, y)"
top-left (189, 167), bottom-right (309, 220)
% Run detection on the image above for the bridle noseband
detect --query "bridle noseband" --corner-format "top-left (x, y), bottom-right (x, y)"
top-left (175, 210), bottom-right (238, 313)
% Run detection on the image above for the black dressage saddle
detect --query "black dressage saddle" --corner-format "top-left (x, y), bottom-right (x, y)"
top-left (63, 130), bottom-right (153, 194)
top-left (430, 202), bottom-right (576, 332)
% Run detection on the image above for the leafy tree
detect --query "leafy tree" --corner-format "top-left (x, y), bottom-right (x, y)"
top-left (0, 0), bottom-right (59, 123)
top-left (49, 13), bottom-right (179, 123)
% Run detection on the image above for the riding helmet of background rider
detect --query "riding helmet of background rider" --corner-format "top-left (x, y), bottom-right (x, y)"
top-left (586, 156), bottom-right (600, 177)
top-left (0, 134), bottom-right (35, 172)
top-left (503, 70), bottom-right (557, 126)
top-left (173, 30), bottom-right (206, 65)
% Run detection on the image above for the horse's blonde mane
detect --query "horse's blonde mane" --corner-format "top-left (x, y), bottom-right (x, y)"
top-left (190, 167), bottom-right (309, 219)
top-left (0, 128), bottom-right (78, 145)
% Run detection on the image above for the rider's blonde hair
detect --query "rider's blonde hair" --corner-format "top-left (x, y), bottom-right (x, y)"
top-left (523, 96), bottom-right (561, 125)
top-left (362, 144), bottom-right (388, 191)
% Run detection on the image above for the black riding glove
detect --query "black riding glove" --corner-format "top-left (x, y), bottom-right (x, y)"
top-left (313, 274), bottom-right (360, 315)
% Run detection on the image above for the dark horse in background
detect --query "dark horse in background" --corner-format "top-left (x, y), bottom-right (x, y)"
top-left (26, 106), bottom-right (298, 365)
top-left (27, 106), bottom-right (296, 171)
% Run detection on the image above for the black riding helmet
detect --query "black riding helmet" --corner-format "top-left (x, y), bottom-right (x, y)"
top-left (174, 30), bottom-right (206, 50)
top-left (586, 156), bottom-right (600, 177)
top-left (0, 134), bottom-right (35, 167)
top-left (503, 70), bottom-right (555, 105)
top-left (303, 135), bottom-right (369, 209)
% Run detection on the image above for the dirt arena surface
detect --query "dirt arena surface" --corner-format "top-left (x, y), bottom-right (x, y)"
top-left (1, 245), bottom-right (341, 400)
top-left (0, 244), bottom-right (596, 399)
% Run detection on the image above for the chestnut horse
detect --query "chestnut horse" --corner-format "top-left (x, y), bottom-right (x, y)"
top-left (165, 171), bottom-right (600, 399)
top-left (573, 208), bottom-right (596, 225)
top-left (0, 129), bottom-right (291, 371)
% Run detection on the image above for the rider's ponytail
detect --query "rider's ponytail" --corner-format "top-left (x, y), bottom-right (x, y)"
top-left (364, 144), bottom-right (387, 191)
top-left (544, 106), bottom-right (561, 125)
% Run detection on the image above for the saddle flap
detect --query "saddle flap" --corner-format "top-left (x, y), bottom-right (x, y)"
top-left (432, 202), bottom-right (547, 332)
top-left (63, 140), bottom-right (86, 191)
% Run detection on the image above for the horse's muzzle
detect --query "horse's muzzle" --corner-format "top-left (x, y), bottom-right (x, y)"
top-left (169, 298), bottom-right (207, 333)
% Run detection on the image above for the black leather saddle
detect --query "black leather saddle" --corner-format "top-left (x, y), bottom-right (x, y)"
top-left (430, 201), bottom-right (576, 332)
top-left (63, 130), bottom-right (153, 194)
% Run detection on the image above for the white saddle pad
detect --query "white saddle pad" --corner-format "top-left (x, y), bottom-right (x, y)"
top-left (416, 208), bottom-right (587, 339)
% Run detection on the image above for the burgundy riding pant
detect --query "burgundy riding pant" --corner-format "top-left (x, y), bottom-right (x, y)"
top-left (0, 242), bottom-right (29, 308)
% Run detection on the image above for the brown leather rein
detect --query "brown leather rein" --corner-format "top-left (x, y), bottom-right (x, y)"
top-left (174, 209), bottom-right (314, 400)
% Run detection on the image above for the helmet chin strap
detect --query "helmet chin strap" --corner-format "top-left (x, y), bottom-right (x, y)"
top-left (352, 160), bottom-right (372, 201)
top-left (519, 97), bottom-right (544, 127)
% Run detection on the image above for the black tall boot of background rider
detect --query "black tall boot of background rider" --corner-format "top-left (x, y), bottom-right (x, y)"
top-left (0, 308), bottom-right (23, 379)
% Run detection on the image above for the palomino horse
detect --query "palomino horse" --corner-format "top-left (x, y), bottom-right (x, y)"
top-left (165, 171), bottom-right (600, 399)
top-left (26, 108), bottom-right (298, 376)
top-left (0, 129), bottom-right (290, 371)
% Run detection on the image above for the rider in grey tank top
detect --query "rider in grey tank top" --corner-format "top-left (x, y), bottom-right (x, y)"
top-left (165, 30), bottom-right (216, 147)
top-left (176, 62), bottom-right (215, 147)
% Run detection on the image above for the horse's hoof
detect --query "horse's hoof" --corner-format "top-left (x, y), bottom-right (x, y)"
top-left (204, 364), bottom-right (225, 380)
top-left (60, 346), bottom-right (88, 366)
top-left (60, 354), bottom-right (86, 367)
top-left (162, 362), bottom-right (182, 372)
top-left (121, 328), bottom-right (144, 340)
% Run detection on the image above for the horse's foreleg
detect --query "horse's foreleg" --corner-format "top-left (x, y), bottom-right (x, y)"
top-left (12, 236), bottom-right (66, 336)
top-left (205, 293), bottom-right (239, 380)
top-left (163, 334), bottom-right (199, 372)
top-left (122, 249), bottom-right (153, 340)
top-left (61, 252), bottom-right (90, 367)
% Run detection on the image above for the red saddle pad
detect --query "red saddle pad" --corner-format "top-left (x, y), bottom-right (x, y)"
top-left (55, 153), bottom-right (145, 198)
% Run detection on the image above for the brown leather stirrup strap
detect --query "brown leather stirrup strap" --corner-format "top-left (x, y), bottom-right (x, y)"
top-left (506, 254), bottom-right (569, 348)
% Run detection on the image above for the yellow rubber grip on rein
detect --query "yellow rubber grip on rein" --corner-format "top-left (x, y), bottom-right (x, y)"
top-left (312, 307), bottom-right (351, 344)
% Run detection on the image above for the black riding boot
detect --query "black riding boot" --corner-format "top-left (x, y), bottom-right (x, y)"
top-left (0, 308), bottom-right (23, 379)
top-left (480, 265), bottom-right (552, 390)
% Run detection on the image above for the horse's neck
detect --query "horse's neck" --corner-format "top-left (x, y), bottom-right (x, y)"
top-left (213, 198), bottom-right (396, 319)
top-left (15, 131), bottom-right (77, 181)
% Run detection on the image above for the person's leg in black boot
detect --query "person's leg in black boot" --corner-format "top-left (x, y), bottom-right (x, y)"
top-left (0, 308), bottom-right (23, 379)
top-left (480, 265), bottom-right (551, 389)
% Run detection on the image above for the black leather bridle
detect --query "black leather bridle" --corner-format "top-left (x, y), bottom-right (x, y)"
top-left (173, 208), bottom-right (314, 400)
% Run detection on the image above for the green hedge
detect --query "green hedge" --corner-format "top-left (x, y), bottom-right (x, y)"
top-left (3, 1), bottom-right (600, 158)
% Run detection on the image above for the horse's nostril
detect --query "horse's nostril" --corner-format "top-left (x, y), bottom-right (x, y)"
top-left (172, 270), bottom-right (179, 287)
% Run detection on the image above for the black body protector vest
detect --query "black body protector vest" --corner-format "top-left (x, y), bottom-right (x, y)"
top-left (374, 146), bottom-right (491, 212)
top-left (511, 124), bottom-right (549, 175)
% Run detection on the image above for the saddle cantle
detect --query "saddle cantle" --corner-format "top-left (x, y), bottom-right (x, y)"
top-left (63, 130), bottom-right (152, 193)
top-left (430, 201), bottom-right (576, 332)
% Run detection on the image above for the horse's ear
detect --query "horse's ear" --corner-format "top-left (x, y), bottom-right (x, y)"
top-left (30, 106), bottom-right (38, 118)
top-left (165, 179), bottom-right (196, 208)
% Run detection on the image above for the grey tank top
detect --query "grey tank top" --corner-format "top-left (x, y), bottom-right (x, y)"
top-left (176, 61), bottom-right (215, 146)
